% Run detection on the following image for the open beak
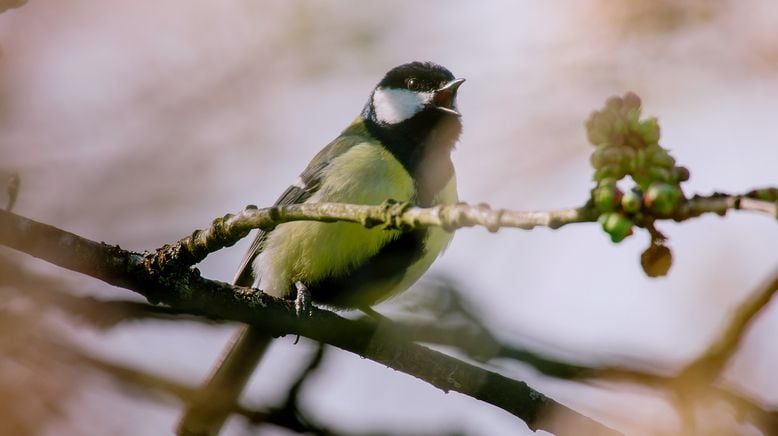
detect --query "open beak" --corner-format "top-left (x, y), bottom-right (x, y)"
top-left (433, 78), bottom-right (465, 116)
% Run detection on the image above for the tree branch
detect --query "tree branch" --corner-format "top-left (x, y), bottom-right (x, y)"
top-left (150, 190), bottom-right (776, 270)
top-left (0, 209), bottom-right (621, 435)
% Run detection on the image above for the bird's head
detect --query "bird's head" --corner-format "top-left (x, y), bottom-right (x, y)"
top-left (363, 61), bottom-right (465, 127)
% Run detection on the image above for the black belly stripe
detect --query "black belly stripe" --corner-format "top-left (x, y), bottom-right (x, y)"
top-left (306, 228), bottom-right (428, 309)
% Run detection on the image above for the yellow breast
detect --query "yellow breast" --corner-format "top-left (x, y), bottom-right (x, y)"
top-left (254, 141), bottom-right (417, 298)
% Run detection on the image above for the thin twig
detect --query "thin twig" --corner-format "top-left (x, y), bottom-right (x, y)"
top-left (153, 190), bottom-right (776, 269)
top-left (680, 267), bottom-right (778, 379)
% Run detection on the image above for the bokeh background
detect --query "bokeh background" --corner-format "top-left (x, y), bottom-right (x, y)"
top-left (1, 1), bottom-right (777, 435)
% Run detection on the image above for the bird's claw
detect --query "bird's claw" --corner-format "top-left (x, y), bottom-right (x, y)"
top-left (294, 281), bottom-right (312, 317)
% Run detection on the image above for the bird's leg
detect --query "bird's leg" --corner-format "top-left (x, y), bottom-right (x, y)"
top-left (294, 281), bottom-right (312, 317)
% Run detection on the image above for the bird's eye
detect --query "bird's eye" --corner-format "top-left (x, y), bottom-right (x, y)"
top-left (439, 80), bottom-right (447, 89)
top-left (406, 78), bottom-right (419, 90)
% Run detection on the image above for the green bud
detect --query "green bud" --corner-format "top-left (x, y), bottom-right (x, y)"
top-left (632, 149), bottom-right (647, 172)
top-left (601, 212), bottom-right (633, 243)
top-left (586, 113), bottom-right (609, 146)
top-left (587, 129), bottom-right (609, 147)
top-left (623, 92), bottom-right (641, 110)
top-left (599, 177), bottom-right (618, 188)
top-left (616, 148), bottom-right (633, 174)
top-left (606, 96), bottom-right (623, 111)
top-left (648, 167), bottom-right (673, 184)
top-left (594, 166), bottom-right (626, 182)
top-left (593, 113), bottom-right (612, 137)
top-left (650, 151), bottom-right (676, 169)
top-left (602, 147), bottom-right (627, 166)
top-left (639, 117), bottom-right (661, 144)
top-left (621, 189), bottom-right (643, 213)
top-left (620, 145), bottom-right (636, 160)
top-left (673, 166), bottom-right (690, 182)
top-left (625, 132), bottom-right (644, 149)
top-left (612, 119), bottom-right (627, 136)
top-left (589, 147), bottom-right (624, 169)
top-left (643, 143), bottom-right (664, 158)
top-left (593, 185), bottom-right (623, 213)
top-left (626, 108), bottom-right (641, 130)
top-left (644, 183), bottom-right (682, 216)
top-left (590, 149), bottom-right (605, 169)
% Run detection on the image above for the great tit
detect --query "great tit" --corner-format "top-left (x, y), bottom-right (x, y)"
top-left (178, 61), bottom-right (464, 435)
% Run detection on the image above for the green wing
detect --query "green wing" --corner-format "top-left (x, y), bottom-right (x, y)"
top-left (232, 120), bottom-right (368, 287)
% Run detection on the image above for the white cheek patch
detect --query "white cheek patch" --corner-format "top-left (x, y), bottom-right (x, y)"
top-left (372, 87), bottom-right (432, 125)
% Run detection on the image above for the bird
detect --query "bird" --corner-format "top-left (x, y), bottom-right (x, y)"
top-left (177, 61), bottom-right (465, 435)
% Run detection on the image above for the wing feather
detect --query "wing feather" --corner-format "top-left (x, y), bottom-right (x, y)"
top-left (232, 122), bottom-right (367, 286)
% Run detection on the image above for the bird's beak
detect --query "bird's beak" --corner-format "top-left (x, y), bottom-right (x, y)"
top-left (433, 78), bottom-right (465, 116)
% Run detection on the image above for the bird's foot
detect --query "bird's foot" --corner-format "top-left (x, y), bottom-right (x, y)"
top-left (294, 281), bottom-right (313, 317)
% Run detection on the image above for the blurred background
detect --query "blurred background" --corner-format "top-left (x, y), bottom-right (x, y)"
top-left (1, 1), bottom-right (777, 435)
